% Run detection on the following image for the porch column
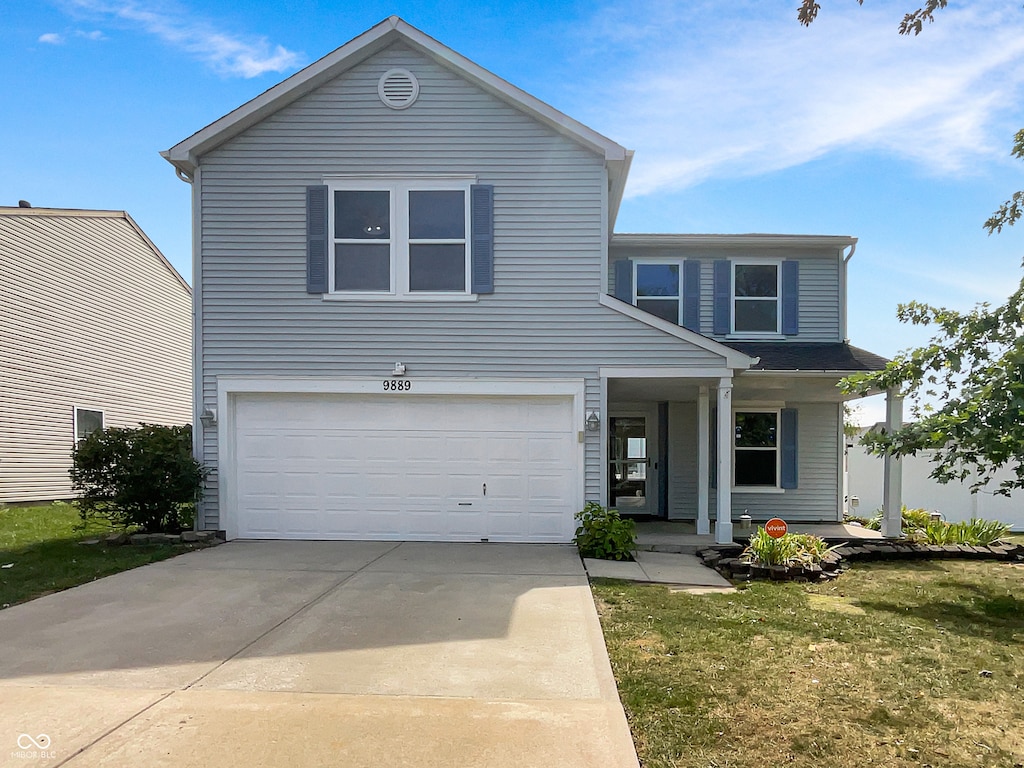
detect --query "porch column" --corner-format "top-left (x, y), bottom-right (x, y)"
top-left (881, 389), bottom-right (903, 539)
top-left (715, 379), bottom-right (733, 544)
top-left (696, 386), bottom-right (710, 535)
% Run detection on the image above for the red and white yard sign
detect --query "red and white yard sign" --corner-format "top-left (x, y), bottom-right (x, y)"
top-left (764, 518), bottom-right (788, 538)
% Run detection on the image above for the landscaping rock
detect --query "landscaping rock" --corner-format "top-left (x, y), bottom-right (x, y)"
top-left (181, 531), bottom-right (200, 542)
top-left (129, 534), bottom-right (153, 545)
top-left (78, 539), bottom-right (101, 546)
top-left (103, 533), bottom-right (128, 546)
top-left (769, 565), bottom-right (790, 581)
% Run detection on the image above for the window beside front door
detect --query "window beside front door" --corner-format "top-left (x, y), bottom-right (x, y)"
top-left (734, 410), bottom-right (779, 487)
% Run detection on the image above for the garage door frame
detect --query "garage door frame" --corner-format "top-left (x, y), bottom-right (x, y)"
top-left (217, 377), bottom-right (587, 541)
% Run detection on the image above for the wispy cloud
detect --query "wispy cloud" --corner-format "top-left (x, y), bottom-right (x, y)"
top-left (58, 0), bottom-right (303, 78)
top-left (573, 0), bottom-right (1024, 197)
top-left (38, 32), bottom-right (65, 44)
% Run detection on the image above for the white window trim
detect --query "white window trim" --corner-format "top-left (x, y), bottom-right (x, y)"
top-left (632, 258), bottom-right (684, 325)
top-left (732, 407), bottom-right (781, 491)
top-left (326, 178), bottom-right (476, 301)
top-left (73, 406), bottom-right (105, 442)
top-left (730, 259), bottom-right (782, 337)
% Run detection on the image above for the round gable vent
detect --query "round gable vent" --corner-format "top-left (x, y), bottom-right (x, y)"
top-left (378, 68), bottom-right (420, 110)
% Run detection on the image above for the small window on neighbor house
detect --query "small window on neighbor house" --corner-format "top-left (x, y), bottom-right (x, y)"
top-left (734, 411), bottom-right (778, 487)
top-left (75, 408), bottom-right (104, 441)
top-left (635, 263), bottom-right (681, 324)
top-left (733, 262), bottom-right (780, 333)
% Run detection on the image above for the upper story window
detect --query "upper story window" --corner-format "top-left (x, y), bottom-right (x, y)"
top-left (732, 262), bottom-right (780, 334)
top-left (330, 180), bottom-right (471, 297)
top-left (634, 262), bottom-right (681, 324)
top-left (711, 259), bottom-right (798, 337)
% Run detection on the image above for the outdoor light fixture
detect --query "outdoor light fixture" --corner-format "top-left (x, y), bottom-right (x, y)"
top-left (199, 407), bottom-right (218, 428)
top-left (585, 411), bottom-right (600, 432)
top-left (392, 362), bottom-right (407, 376)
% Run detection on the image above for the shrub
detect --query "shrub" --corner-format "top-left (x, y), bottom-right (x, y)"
top-left (742, 529), bottom-right (837, 567)
top-left (867, 506), bottom-right (1011, 545)
top-left (574, 502), bottom-right (636, 561)
top-left (922, 518), bottom-right (1011, 546)
top-left (71, 424), bottom-right (206, 534)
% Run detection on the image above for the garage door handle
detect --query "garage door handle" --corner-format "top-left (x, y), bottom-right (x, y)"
top-left (458, 502), bottom-right (473, 506)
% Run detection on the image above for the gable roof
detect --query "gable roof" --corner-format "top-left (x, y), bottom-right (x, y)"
top-left (162, 16), bottom-right (633, 223)
top-left (0, 206), bottom-right (191, 294)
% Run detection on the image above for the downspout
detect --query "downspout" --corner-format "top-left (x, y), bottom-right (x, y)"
top-left (840, 241), bottom-right (856, 343)
top-left (170, 162), bottom-right (202, 530)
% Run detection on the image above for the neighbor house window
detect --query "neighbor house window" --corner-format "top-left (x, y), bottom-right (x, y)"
top-left (634, 262), bottom-right (682, 324)
top-left (75, 408), bottom-right (104, 441)
top-left (330, 180), bottom-right (470, 296)
top-left (734, 410), bottom-right (778, 487)
top-left (732, 262), bottom-right (780, 334)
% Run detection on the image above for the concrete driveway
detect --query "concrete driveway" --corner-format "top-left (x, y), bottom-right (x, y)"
top-left (0, 541), bottom-right (639, 768)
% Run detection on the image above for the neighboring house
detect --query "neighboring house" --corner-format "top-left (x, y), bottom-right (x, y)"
top-left (0, 205), bottom-right (192, 504)
top-left (847, 430), bottom-right (1024, 531)
top-left (162, 16), bottom-right (896, 544)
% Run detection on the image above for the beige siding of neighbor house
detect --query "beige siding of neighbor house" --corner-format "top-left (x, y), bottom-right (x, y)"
top-left (0, 210), bottom-right (193, 503)
top-left (192, 42), bottom-right (731, 530)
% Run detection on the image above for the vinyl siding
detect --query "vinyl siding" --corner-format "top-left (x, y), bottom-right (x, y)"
top-left (0, 213), bottom-right (193, 503)
top-left (665, 400), bottom-right (841, 522)
top-left (610, 246), bottom-right (842, 342)
top-left (194, 43), bottom-right (728, 529)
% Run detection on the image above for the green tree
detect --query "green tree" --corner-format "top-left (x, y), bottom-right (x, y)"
top-left (799, 1), bottom-right (1024, 492)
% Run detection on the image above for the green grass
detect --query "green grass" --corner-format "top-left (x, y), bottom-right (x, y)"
top-left (0, 502), bottom-right (202, 609)
top-left (593, 560), bottom-right (1024, 768)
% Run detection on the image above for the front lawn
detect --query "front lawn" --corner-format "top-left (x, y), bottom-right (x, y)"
top-left (594, 560), bottom-right (1024, 768)
top-left (0, 502), bottom-right (199, 609)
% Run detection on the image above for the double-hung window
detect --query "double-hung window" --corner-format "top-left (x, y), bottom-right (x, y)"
top-left (75, 408), bottom-right (104, 441)
top-left (732, 261), bottom-right (780, 334)
top-left (330, 180), bottom-right (472, 297)
top-left (634, 262), bottom-right (682, 324)
top-left (734, 410), bottom-right (779, 487)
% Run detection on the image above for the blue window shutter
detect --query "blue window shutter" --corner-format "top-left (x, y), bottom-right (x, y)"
top-left (781, 408), bottom-right (798, 489)
top-left (306, 185), bottom-right (328, 294)
top-left (782, 260), bottom-right (799, 335)
top-left (713, 260), bottom-right (730, 335)
top-left (471, 184), bottom-right (494, 294)
top-left (683, 260), bottom-right (701, 331)
top-left (710, 406), bottom-right (718, 489)
top-left (613, 259), bottom-right (633, 302)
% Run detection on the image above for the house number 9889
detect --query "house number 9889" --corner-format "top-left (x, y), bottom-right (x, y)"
top-left (383, 379), bottom-right (412, 391)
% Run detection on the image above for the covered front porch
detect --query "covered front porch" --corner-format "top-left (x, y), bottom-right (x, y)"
top-left (600, 363), bottom-right (904, 543)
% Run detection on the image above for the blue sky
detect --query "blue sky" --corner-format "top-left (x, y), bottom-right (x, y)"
top-left (4, 0), bottom-right (1024, 422)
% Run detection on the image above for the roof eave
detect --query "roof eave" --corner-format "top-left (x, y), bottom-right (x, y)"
top-left (611, 233), bottom-right (858, 249)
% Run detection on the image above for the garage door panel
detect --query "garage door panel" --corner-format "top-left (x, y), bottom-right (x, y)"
top-left (232, 392), bottom-right (577, 542)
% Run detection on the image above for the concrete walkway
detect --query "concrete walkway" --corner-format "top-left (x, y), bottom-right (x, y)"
top-left (0, 542), bottom-right (639, 768)
top-left (583, 550), bottom-right (735, 593)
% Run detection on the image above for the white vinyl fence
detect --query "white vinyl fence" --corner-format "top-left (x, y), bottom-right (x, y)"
top-left (847, 443), bottom-right (1024, 532)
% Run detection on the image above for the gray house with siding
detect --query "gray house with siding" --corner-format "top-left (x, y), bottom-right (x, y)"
top-left (163, 16), bottom-right (896, 544)
top-left (0, 206), bottom-right (192, 504)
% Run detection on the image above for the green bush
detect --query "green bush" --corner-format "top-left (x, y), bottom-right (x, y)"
top-left (71, 424), bottom-right (206, 534)
top-left (742, 529), bottom-right (838, 567)
top-left (573, 502), bottom-right (636, 561)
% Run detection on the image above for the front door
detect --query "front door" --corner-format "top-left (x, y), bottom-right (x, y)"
top-left (609, 415), bottom-right (654, 515)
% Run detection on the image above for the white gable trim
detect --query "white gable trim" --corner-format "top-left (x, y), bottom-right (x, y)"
top-left (599, 293), bottom-right (755, 370)
top-left (162, 16), bottom-right (628, 175)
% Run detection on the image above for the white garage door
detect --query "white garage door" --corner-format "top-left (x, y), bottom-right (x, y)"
top-left (230, 393), bottom-right (579, 542)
